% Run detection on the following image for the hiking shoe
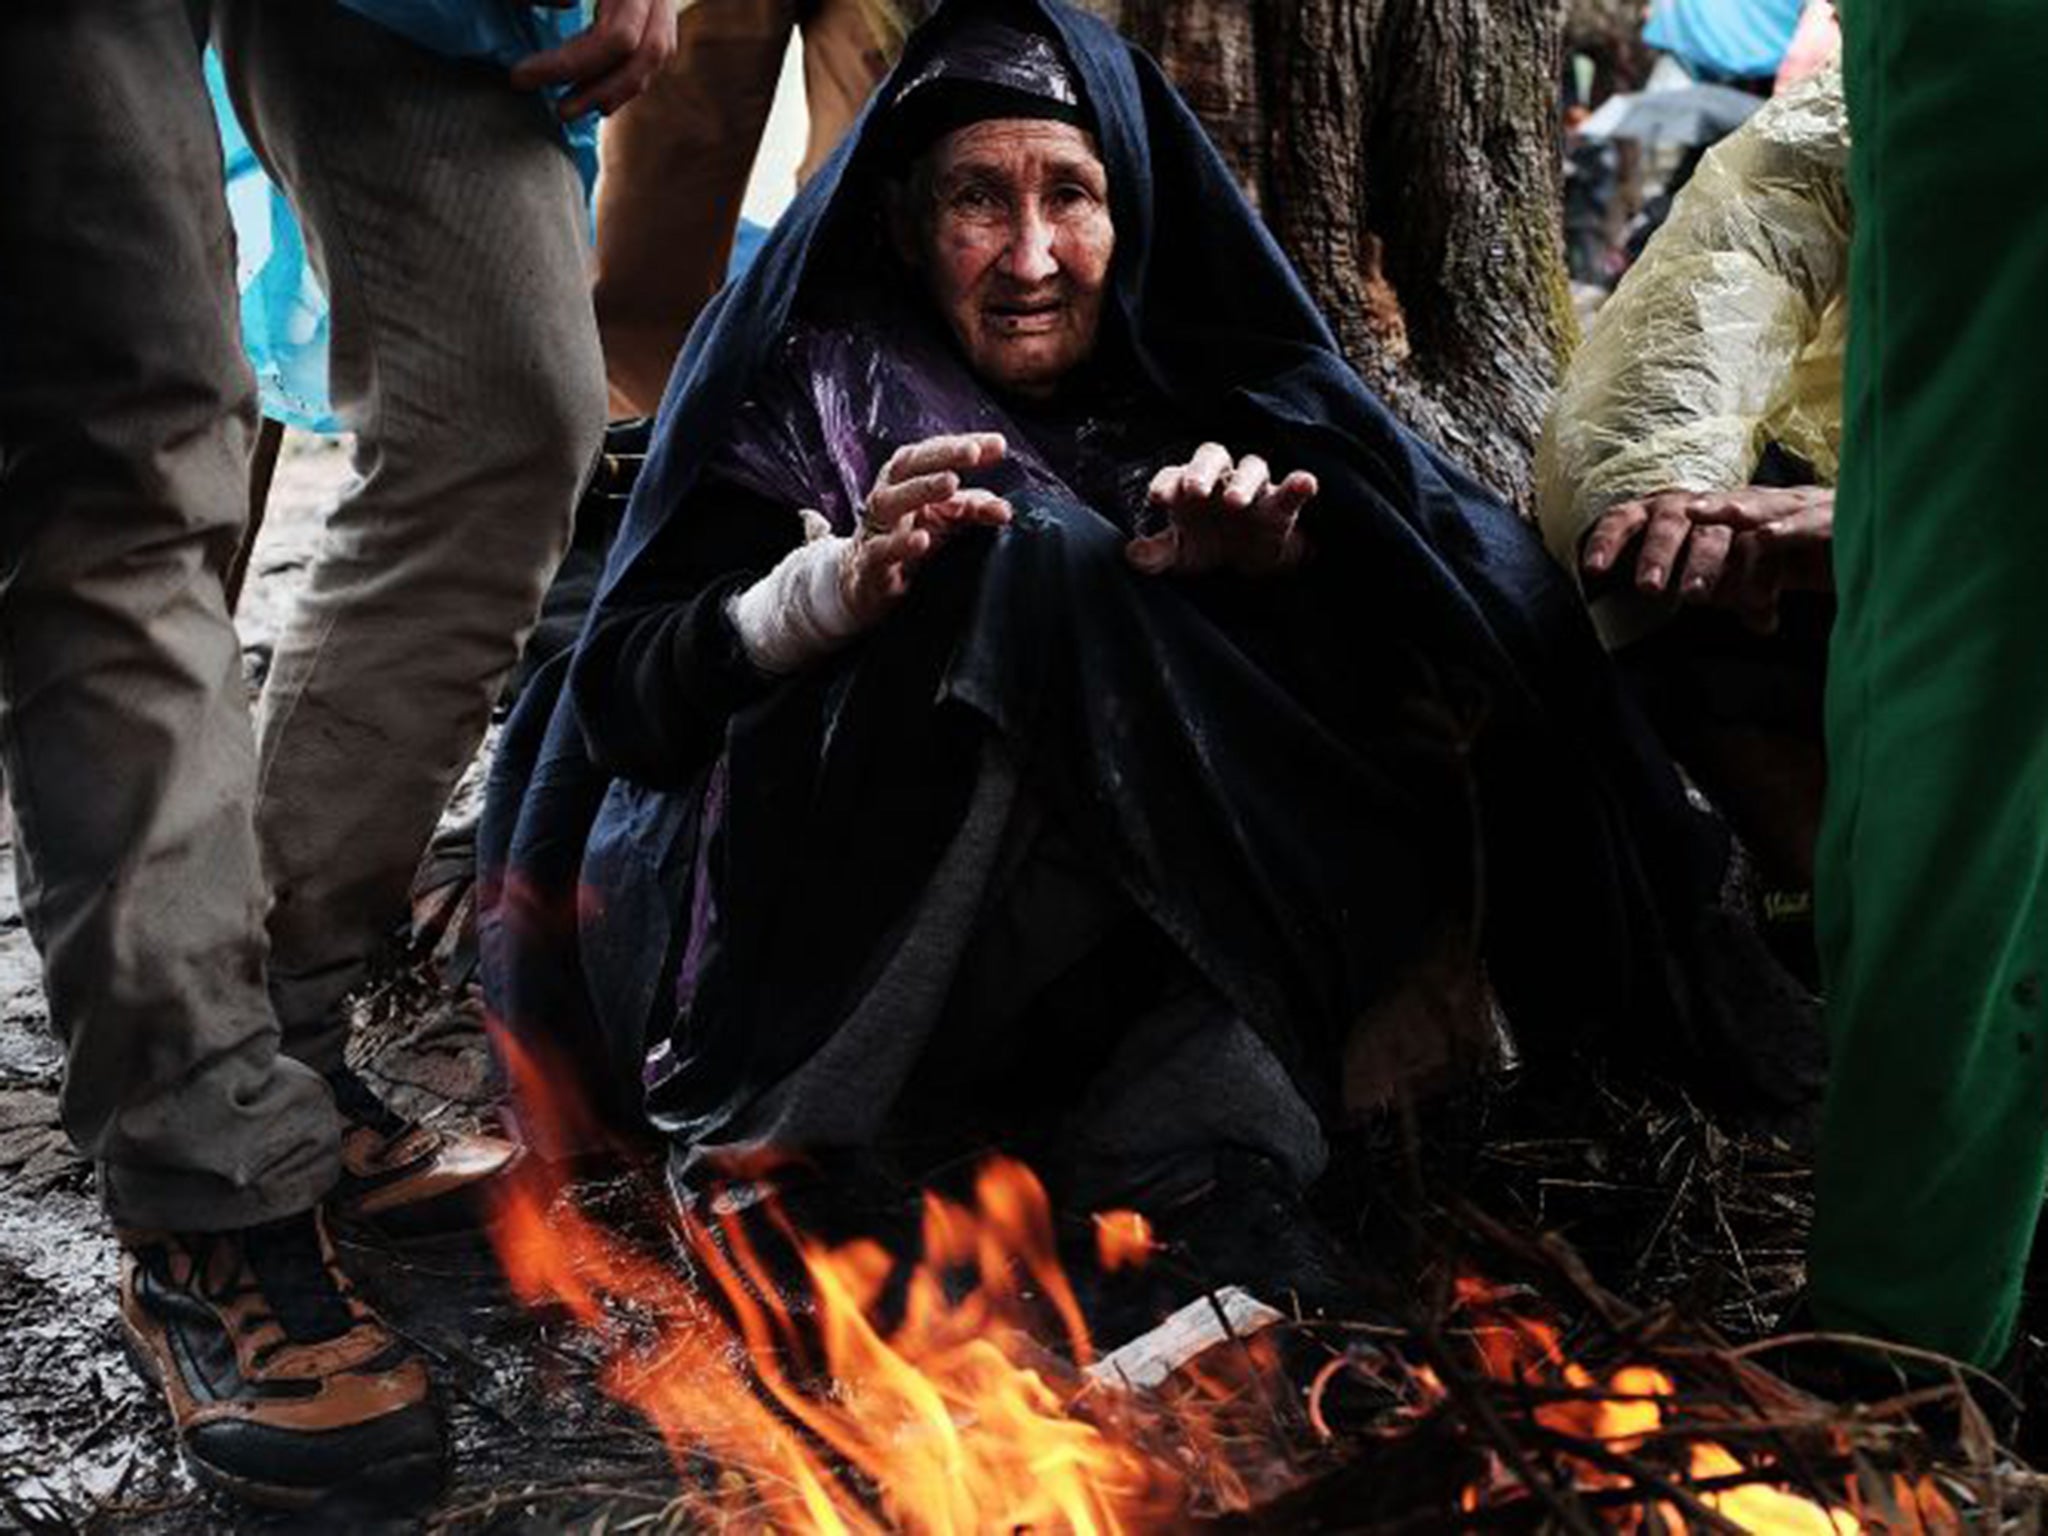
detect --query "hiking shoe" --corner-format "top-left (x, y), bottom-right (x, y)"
top-left (328, 1066), bottom-right (522, 1232)
top-left (119, 1210), bottom-right (444, 1510)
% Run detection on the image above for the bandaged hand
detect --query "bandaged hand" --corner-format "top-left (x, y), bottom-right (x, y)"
top-left (727, 513), bottom-right (853, 675)
top-left (726, 434), bottom-right (1013, 674)
top-left (1127, 442), bottom-right (1315, 577)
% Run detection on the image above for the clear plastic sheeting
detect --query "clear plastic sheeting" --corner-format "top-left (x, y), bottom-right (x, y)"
top-left (1537, 65), bottom-right (1849, 627)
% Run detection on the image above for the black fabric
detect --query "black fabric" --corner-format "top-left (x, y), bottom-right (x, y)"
top-left (572, 481), bottom-right (796, 790)
top-left (638, 490), bottom-right (1474, 1142)
top-left (882, 82), bottom-right (1091, 167)
top-left (875, 7), bottom-right (1096, 164)
top-left (480, 0), bottom-right (1725, 1151)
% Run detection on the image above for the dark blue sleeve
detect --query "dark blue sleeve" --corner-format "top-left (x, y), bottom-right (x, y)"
top-left (568, 482), bottom-right (806, 788)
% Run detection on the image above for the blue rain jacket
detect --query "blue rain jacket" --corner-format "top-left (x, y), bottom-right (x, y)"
top-left (1644, 0), bottom-right (1805, 81)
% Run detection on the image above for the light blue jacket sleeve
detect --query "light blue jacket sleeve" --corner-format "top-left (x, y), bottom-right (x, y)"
top-left (1643, 0), bottom-right (1805, 81)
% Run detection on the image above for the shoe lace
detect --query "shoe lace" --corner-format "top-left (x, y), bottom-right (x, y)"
top-left (226, 1216), bottom-right (359, 1349)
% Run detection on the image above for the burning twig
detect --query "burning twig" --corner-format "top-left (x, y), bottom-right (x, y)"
top-left (1518, 1419), bottom-right (1764, 1533)
top-left (1396, 1317), bottom-right (1606, 1535)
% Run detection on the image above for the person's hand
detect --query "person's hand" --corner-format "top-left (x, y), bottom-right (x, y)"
top-left (513, 0), bottom-right (678, 120)
top-left (1581, 485), bottom-right (1832, 613)
top-left (1690, 486), bottom-right (1834, 633)
top-left (1127, 442), bottom-right (1315, 577)
top-left (841, 434), bottom-right (1012, 625)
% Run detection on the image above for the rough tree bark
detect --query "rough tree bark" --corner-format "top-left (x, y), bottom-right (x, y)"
top-left (1080, 0), bottom-right (1573, 511)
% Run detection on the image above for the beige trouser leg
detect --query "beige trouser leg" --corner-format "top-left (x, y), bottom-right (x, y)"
top-left (0, 1), bottom-right (339, 1229)
top-left (594, 0), bottom-right (893, 418)
top-left (214, 0), bottom-right (608, 1066)
top-left (595, 0), bottom-right (798, 419)
top-left (798, 0), bottom-right (894, 184)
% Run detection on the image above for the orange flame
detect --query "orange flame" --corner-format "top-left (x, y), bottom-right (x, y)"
top-left (1448, 1277), bottom-right (1958, 1534)
top-left (497, 1161), bottom-right (1186, 1532)
top-left (1093, 1210), bottom-right (1157, 1274)
top-left (489, 1028), bottom-right (1186, 1533)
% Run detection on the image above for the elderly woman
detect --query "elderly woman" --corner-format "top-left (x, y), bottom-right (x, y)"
top-left (485, 0), bottom-right (1765, 1299)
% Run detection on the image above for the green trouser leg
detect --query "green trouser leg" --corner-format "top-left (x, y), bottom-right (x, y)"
top-left (1811, 2), bottom-right (2048, 1370)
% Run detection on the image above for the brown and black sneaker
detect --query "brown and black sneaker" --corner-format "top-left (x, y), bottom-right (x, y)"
top-left (119, 1210), bottom-right (444, 1510)
top-left (326, 1066), bottom-right (522, 1233)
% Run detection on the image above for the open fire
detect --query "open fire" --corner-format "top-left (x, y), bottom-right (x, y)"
top-left (495, 1155), bottom-right (1187, 1533)
top-left (1435, 1277), bottom-right (1958, 1533)
top-left (489, 1032), bottom-right (1203, 1531)
top-left (486, 1032), bottom-right (1965, 1532)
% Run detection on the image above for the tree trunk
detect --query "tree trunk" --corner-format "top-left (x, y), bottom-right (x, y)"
top-left (1566, 0), bottom-right (1656, 96)
top-left (1088, 0), bottom-right (1572, 511)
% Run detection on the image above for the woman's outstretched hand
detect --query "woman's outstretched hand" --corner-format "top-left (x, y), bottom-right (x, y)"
top-left (843, 433), bottom-right (1012, 624)
top-left (1127, 443), bottom-right (1315, 578)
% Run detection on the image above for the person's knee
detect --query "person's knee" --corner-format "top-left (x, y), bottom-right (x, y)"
top-left (513, 347), bottom-right (610, 504)
top-left (324, 351), bottom-right (604, 639)
top-left (436, 348), bottom-right (609, 574)
top-left (497, 377), bottom-right (606, 609)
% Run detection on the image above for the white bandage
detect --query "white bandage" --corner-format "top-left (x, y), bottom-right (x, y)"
top-left (726, 513), bottom-right (859, 675)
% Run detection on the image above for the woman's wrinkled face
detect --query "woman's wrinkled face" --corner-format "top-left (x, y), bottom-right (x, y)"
top-left (907, 119), bottom-right (1115, 398)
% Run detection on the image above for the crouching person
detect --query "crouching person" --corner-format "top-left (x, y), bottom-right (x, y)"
top-left (1537, 62), bottom-right (1849, 977)
top-left (486, 0), bottom-right (1767, 1325)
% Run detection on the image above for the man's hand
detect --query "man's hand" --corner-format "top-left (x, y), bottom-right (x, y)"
top-left (1581, 486), bottom-right (1833, 627)
top-left (1689, 486), bottom-right (1834, 632)
top-left (841, 434), bottom-right (1012, 626)
top-left (1127, 442), bottom-right (1315, 577)
top-left (513, 0), bottom-right (678, 120)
